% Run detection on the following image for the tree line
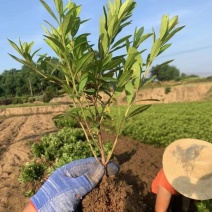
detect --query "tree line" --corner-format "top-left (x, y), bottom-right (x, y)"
top-left (0, 58), bottom-right (62, 104)
top-left (0, 62), bottom-right (208, 105)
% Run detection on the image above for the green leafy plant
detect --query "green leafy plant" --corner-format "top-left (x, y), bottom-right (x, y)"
top-left (53, 116), bottom-right (78, 128)
top-left (19, 161), bottom-right (47, 183)
top-left (196, 200), bottom-right (212, 212)
top-left (31, 127), bottom-right (112, 168)
top-left (9, 0), bottom-right (184, 165)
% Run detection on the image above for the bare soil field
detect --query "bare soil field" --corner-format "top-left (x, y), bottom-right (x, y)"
top-left (1, 82), bottom-right (211, 211)
top-left (0, 112), bottom-right (164, 212)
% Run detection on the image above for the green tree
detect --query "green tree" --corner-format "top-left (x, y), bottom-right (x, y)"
top-left (9, 0), bottom-right (184, 165)
top-left (0, 69), bottom-right (19, 96)
top-left (150, 64), bottom-right (180, 81)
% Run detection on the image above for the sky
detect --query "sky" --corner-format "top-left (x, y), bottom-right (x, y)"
top-left (0, 0), bottom-right (212, 77)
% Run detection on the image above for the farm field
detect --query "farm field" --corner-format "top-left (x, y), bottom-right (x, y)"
top-left (0, 101), bottom-right (211, 211)
top-left (107, 101), bottom-right (212, 147)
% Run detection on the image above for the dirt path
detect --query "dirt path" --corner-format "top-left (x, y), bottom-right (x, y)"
top-left (0, 113), bottom-right (164, 212)
top-left (0, 114), bottom-right (58, 211)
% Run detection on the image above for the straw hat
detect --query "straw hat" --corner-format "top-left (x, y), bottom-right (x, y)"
top-left (163, 138), bottom-right (212, 200)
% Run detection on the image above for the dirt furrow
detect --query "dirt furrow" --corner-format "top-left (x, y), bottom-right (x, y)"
top-left (0, 114), bottom-right (58, 212)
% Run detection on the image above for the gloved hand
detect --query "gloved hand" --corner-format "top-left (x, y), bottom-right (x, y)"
top-left (30, 157), bottom-right (119, 212)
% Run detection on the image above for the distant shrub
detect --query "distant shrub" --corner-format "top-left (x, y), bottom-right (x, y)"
top-left (165, 87), bottom-right (171, 94)
top-left (12, 97), bottom-right (24, 104)
top-left (206, 76), bottom-right (212, 81)
top-left (0, 97), bottom-right (13, 105)
top-left (28, 97), bottom-right (36, 103)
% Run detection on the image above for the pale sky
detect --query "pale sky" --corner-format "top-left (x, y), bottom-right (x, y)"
top-left (1, 0), bottom-right (212, 76)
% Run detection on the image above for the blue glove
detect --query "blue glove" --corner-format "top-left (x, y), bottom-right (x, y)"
top-left (31, 157), bottom-right (119, 212)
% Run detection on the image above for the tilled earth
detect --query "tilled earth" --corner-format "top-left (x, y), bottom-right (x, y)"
top-left (0, 113), bottom-right (164, 212)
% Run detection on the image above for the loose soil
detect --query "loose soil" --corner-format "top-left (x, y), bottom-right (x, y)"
top-left (0, 113), bottom-right (163, 212)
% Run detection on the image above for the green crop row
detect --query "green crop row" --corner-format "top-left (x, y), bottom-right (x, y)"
top-left (106, 101), bottom-right (212, 147)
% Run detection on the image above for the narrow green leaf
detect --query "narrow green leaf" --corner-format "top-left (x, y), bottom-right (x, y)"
top-left (100, 77), bottom-right (117, 83)
top-left (85, 88), bottom-right (95, 95)
top-left (8, 54), bottom-right (29, 65)
top-left (44, 35), bottom-right (65, 52)
top-left (108, 15), bottom-right (117, 37)
top-left (158, 43), bottom-right (172, 55)
top-left (111, 35), bottom-right (131, 49)
top-left (134, 33), bottom-right (152, 48)
top-left (113, 86), bottom-right (123, 98)
top-left (160, 15), bottom-right (168, 40)
top-left (163, 26), bottom-right (185, 44)
top-left (40, 0), bottom-right (59, 23)
top-left (54, 0), bottom-right (63, 16)
top-left (150, 39), bottom-right (161, 61)
top-left (152, 27), bottom-right (156, 42)
top-left (117, 69), bottom-right (133, 87)
top-left (133, 27), bottom-right (144, 44)
top-left (75, 52), bottom-right (94, 74)
top-left (124, 46), bottom-right (139, 70)
top-left (102, 58), bottom-right (123, 71)
top-left (79, 73), bottom-right (88, 92)
top-left (8, 39), bottom-right (22, 55)
top-left (141, 75), bottom-right (157, 87)
top-left (168, 16), bottom-right (179, 31)
top-left (134, 99), bottom-right (159, 103)
top-left (44, 39), bottom-right (60, 55)
top-left (31, 48), bottom-right (42, 58)
top-left (125, 81), bottom-right (134, 104)
top-left (131, 53), bottom-right (142, 89)
top-left (126, 104), bottom-right (152, 120)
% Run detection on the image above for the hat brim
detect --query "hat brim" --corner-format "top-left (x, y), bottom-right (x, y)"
top-left (163, 138), bottom-right (212, 200)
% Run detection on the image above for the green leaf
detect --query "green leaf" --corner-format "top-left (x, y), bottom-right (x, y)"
top-left (131, 55), bottom-right (142, 89)
top-left (124, 46), bottom-right (139, 70)
top-left (117, 69), bottom-right (133, 87)
top-left (160, 15), bottom-right (168, 40)
top-left (152, 27), bottom-right (156, 42)
top-left (44, 35), bottom-right (65, 52)
top-left (100, 77), bottom-right (117, 83)
top-left (163, 26), bottom-right (185, 44)
top-left (125, 81), bottom-right (134, 104)
top-left (54, 0), bottom-right (63, 16)
top-left (134, 99), bottom-right (159, 103)
top-left (141, 75), bottom-right (157, 87)
top-left (32, 48), bottom-right (41, 58)
top-left (75, 52), bottom-right (94, 74)
top-left (126, 104), bottom-right (152, 120)
top-left (8, 54), bottom-right (31, 66)
top-left (158, 43), bottom-right (172, 55)
top-left (102, 58), bottom-right (123, 71)
top-left (108, 15), bottom-right (117, 37)
top-left (114, 86), bottom-right (123, 98)
top-left (111, 35), bottom-right (131, 50)
top-left (168, 16), bottom-right (179, 31)
top-left (150, 39), bottom-right (161, 61)
top-left (85, 88), bottom-right (95, 95)
top-left (40, 0), bottom-right (59, 24)
top-left (100, 29), bottom-right (109, 55)
top-left (133, 27), bottom-right (144, 44)
top-left (8, 39), bottom-right (22, 55)
top-left (79, 73), bottom-right (88, 92)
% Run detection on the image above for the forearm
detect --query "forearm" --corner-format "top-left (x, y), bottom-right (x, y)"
top-left (22, 202), bottom-right (37, 212)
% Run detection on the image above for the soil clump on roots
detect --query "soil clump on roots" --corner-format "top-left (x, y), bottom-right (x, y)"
top-left (82, 175), bottom-right (145, 211)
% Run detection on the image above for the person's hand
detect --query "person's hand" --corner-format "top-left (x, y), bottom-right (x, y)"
top-left (30, 157), bottom-right (119, 212)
